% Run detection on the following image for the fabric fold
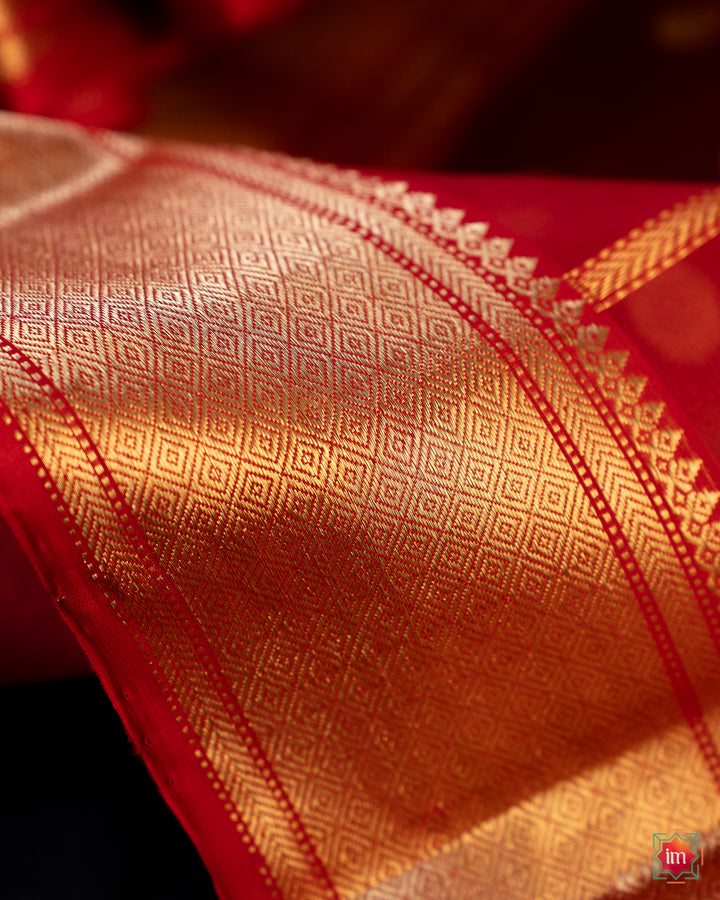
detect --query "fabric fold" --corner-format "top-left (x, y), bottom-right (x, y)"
top-left (1, 113), bottom-right (720, 898)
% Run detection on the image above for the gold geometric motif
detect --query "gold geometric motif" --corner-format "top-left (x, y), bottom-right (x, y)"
top-left (273, 149), bottom-right (720, 612)
top-left (2, 117), bottom-right (720, 900)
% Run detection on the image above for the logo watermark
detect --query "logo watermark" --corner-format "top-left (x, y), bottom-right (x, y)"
top-left (651, 833), bottom-right (702, 883)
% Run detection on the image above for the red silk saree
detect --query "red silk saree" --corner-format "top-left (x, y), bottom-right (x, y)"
top-left (2, 112), bottom-right (720, 897)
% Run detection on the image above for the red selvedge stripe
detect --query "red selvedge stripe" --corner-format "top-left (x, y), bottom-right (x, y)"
top-left (0, 336), bottom-right (336, 900)
top-left (0, 397), bottom-right (283, 900)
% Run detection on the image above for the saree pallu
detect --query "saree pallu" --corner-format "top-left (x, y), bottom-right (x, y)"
top-left (1, 112), bottom-right (720, 898)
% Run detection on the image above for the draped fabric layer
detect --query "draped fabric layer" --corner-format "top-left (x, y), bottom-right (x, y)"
top-left (1, 112), bottom-right (720, 898)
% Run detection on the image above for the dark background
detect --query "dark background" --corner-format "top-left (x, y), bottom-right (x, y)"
top-left (0, 679), bottom-right (218, 899)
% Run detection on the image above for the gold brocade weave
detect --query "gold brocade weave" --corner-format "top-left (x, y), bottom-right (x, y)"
top-left (1, 113), bottom-right (720, 898)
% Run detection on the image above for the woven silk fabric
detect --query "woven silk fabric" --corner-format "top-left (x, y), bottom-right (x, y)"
top-left (2, 112), bottom-right (720, 898)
